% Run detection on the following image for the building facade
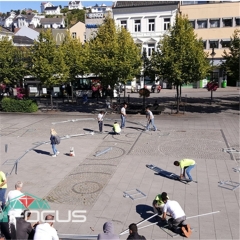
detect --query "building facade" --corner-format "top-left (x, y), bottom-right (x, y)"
top-left (180, 1), bottom-right (240, 86)
top-left (41, 2), bottom-right (54, 13)
top-left (69, 21), bottom-right (85, 43)
top-left (113, 1), bottom-right (179, 57)
top-left (68, 1), bottom-right (83, 10)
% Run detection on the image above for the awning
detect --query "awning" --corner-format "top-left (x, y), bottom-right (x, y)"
top-left (221, 38), bottom-right (230, 41)
top-left (235, 17), bottom-right (240, 19)
top-left (210, 18), bottom-right (220, 21)
top-left (197, 19), bottom-right (207, 21)
top-left (209, 39), bottom-right (219, 42)
top-left (222, 17), bottom-right (233, 20)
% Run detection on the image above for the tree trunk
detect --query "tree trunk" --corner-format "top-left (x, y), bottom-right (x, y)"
top-left (180, 84), bottom-right (182, 102)
top-left (176, 84), bottom-right (179, 113)
top-left (211, 90), bottom-right (213, 104)
top-left (124, 84), bottom-right (126, 100)
top-left (71, 84), bottom-right (73, 102)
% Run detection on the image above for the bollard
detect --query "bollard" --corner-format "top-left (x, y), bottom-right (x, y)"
top-left (5, 144), bottom-right (8, 153)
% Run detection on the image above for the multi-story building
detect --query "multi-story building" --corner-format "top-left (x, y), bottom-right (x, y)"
top-left (70, 21), bottom-right (85, 43)
top-left (180, 1), bottom-right (240, 86)
top-left (40, 2), bottom-right (54, 13)
top-left (89, 3), bottom-right (112, 13)
top-left (12, 14), bottom-right (41, 28)
top-left (113, 1), bottom-right (179, 56)
top-left (40, 18), bottom-right (65, 29)
top-left (112, 1), bottom-right (179, 87)
top-left (44, 6), bottom-right (61, 15)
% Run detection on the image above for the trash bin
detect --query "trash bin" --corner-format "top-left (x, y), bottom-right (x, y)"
top-left (222, 80), bottom-right (227, 88)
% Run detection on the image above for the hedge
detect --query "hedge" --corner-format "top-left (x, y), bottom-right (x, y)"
top-left (1, 97), bottom-right (38, 113)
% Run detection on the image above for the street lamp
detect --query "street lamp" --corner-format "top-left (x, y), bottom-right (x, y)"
top-left (142, 48), bottom-right (147, 109)
top-left (210, 47), bottom-right (216, 103)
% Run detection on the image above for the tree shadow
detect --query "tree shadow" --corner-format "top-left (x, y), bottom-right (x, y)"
top-left (33, 149), bottom-right (50, 156)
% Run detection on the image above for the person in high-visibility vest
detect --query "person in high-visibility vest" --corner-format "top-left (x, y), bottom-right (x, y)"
top-left (113, 121), bottom-right (121, 135)
top-left (174, 159), bottom-right (196, 181)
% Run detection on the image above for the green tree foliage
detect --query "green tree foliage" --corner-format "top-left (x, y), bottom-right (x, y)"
top-left (151, 14), bottom-right (210, 112)
top-left (0, 37), bottom-right (30, 85)
top-left (222, 29), bottom-right (240, 84)
top-left (30, 29), bottom-right (69, 87)
top-left (88, 17), bottom-right (142, 90)
top-left (65, 9), bottom-right (86, 27)
top-left (61, 31), bottom-right (89, 82)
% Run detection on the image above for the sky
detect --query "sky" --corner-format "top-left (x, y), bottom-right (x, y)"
top-left (0, 0), bottom-right (113, 13)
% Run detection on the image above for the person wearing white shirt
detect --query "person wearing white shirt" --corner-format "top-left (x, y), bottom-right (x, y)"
top-left (161, 196), bottom-right (191, 237)
top-left (6, 181), bottom-right (24, 218)
top-left (145, 107), bottom-right (157, 131)
top-left (120, 104), bottom-right (127, 129)
top-left (34, 214), bottom-right (59, 240)
top-left (97, 111), bottom-right (104, 133)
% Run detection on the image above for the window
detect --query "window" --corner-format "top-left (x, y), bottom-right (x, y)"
top-left (148, 19), bottom-right (155, 31)
top-left (164, 18), bottom-right (170, 30)
top-left (209, 40), bottom-right (219, 49)
top-left (72, 32), bottom-right (76, 38)
top-left (235, 18), bottom-right (240, 26)
top-left (222, 18), bottom-right (232, 27)
top-left (210, 19), bottom-right (220, 28)
top-left (221, 40), bottom-right (230, 48)
top-left (148, 43), bottom-right (155, 56)
top-left (189, 20), bottom-right (195, 29)
top-left (197, 20), bottom-right (207, 28)
top-left (120, 20), bottom-right (127, 29)
top-left (134, 19), bottom-right (141, 32)
top-left (202, 40), bottom-right (207, 49)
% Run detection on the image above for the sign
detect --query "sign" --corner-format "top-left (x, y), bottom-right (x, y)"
top-left (29, 87), bottom-right (38, 93)
top-left (42, 88), bottom-right (47, 94)
top-left (53, 87), bottom-right (60, 92)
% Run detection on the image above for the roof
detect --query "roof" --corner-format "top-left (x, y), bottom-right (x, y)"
top-left (14, 14), bottom-right (35, 21)
top-left (15, 26), bottom-right (40, 40)
top-left (13, 35), bottom-right (34, 44)
top-left (0, 26), bottom-right (14, 34)
top-left (114, 1), bottom-right (179, 8)
top-left (44, 6), bottom-right (59, 11)
top-left (40, 18), bottom-right (64, 24)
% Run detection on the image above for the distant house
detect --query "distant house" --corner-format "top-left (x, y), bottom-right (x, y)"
top-left (68, 1), bottom-right (83, 10)
top-left (69, 21), bottom-right (85, 43)
top-left (13, 35), bottom-right (34, 46)
top-left (40, 18), bottom-right (65, 28)
top-left (41, 2), bottom-right (54, 13)
top-left (13, 14), bottom-right (41, 28)
top-left (14, 26), bottom-right (39, 41)
top-left (0, 26), bottom-right (13, 40)
top-left (44, 6), bottom-right (61, 15)
top-left (88, 4), bottom-right (112, 13)
top-left (3, 11), bottom-right (16, 28)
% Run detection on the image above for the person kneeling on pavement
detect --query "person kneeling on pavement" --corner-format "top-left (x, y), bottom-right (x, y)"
top-left (152, 192), bottom-right (168, 217)
top-left (113, 121), bottom-right (121, 135)
top-left (161, 195), bottom-right (192, 238)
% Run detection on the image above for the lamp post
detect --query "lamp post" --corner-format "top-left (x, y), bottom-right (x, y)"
top-left (210, 47), bottom-right (216, 103)
top-left (142, 48), bottom-right (147, 109)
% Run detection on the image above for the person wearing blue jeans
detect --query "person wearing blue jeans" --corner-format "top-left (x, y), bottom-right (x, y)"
top-left (174, 159), bottom-right (196, 181)
top-left (120, 104), bottom-right (127, 129)
top-left (50, 128), bottom-right (59, 157)
top-left (145, 107), bottom-right (157, 131)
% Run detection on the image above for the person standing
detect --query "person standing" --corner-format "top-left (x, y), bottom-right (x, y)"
top-left (152, 192), bottom-right (169, 216)
top-left (127, 223), bottom-right (146, 240)
top-left (0, 171), bottom-right (7, 210)
top-left (97, 221), bottom-right (119, 240)
top-left (97, 111), bottom-right (104, 133)
top-left (145, 107), bottom-right (157, 131)
top-left (6, 181), bottom-right (24, 217)
top-left (161, 195), bottom-right (191, 237)
top-left (174, 159), bottom-right (196, 181)
top-left (120, 103), bottom-right (127, 129)
top-left (33, 214), bottom-right (59, 240)
top-left (50, 129), bottom-right (59, 158)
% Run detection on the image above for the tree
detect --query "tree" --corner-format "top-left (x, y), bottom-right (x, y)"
top-left (0, 37), bottom-right (30, 86)
top-left (151, 14), bottom-right (210, 113)
top-left (222, 29), bottom-right (240, 85)
top-left (30, 29), bottom-right (69, 107)
top-left (88, 16), bottom-right (142, 95)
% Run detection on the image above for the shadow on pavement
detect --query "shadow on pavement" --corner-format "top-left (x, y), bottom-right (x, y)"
top-left (33, 149), bottom-right (50, 156)
top-left (136, 204), bottom-right (156, 223)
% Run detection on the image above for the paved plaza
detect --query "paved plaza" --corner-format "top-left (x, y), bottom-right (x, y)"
top-left (0, 87), bottom-right (239, 240)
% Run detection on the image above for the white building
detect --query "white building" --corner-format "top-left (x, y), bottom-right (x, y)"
top-left (44, 6), bottom-right (61, 15)
top-left (87, 4), bottom-right (112, 13)
top-left (113, 1), bottom-right (179, 57)
top-left (68, 1), bottom-right (83, 10)
top-left (40, 18), bottom-right (65, 28)
top-left (41, 2), bottom-right (54, 13)
top-left (0, 26), bottom-right (13, 40)
top-left (3, 11), bottom-right (16, 28)
top-left (13, 14), bottom-right (41, 28)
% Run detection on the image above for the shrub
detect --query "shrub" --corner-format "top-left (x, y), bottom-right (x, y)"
top-left (1, 97), bottom-right (38, 113)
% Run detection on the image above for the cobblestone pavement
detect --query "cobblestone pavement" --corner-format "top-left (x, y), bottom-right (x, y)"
top-left (0, 87), bottom-right (239, 240)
